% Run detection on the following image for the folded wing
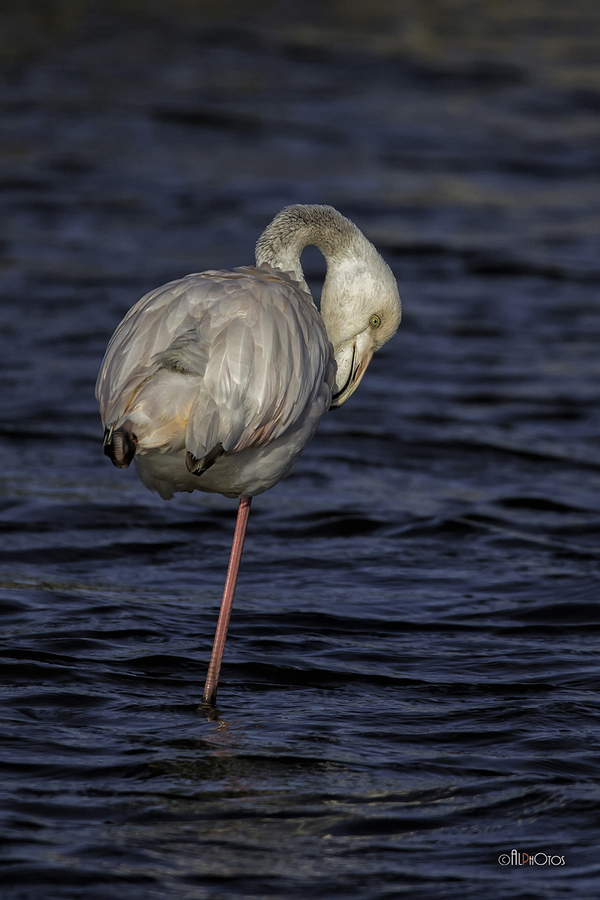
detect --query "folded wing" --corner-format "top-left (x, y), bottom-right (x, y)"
top-left (96, 266), bottom-right (333, 464)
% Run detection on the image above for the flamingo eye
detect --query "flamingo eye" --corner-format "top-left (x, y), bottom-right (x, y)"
top-left (370, 314), bottom-right (381, 328)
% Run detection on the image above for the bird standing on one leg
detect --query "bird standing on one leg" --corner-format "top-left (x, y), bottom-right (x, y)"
top-left (96, 205), bottom-right (401, 707)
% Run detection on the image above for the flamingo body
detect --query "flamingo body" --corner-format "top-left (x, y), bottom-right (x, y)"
top-left (96, 265), bottom-right (334, 499)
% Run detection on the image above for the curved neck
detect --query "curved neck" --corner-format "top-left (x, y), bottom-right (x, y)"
top-left (255, 204), bottom-right (370, 293)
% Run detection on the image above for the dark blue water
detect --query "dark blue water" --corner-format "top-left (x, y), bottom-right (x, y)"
top-left (2, 4), bottom-right (600, 897)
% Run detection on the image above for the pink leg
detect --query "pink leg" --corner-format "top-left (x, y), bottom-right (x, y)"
top-left (202, 496), bottom-right (252, 707)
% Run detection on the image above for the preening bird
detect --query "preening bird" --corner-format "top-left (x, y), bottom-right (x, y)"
top-left (96, 204), bottom-right (401, 706)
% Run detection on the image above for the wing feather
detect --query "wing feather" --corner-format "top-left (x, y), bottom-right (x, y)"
top-left (97, 266), bottom-right (333, 462)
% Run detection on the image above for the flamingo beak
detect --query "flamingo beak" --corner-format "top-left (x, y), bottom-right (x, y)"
top-left (330, 329), bottom-right (376, 408)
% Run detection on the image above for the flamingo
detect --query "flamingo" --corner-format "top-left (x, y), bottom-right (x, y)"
top-left (96, 204), bottom-right (401, 706)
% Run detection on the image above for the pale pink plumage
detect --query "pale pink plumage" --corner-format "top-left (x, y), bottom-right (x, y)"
top-left (96, 265), bottom-right (333, 499)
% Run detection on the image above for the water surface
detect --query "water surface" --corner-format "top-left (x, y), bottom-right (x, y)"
top-left (1, 5), bottom-right (600, 898)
